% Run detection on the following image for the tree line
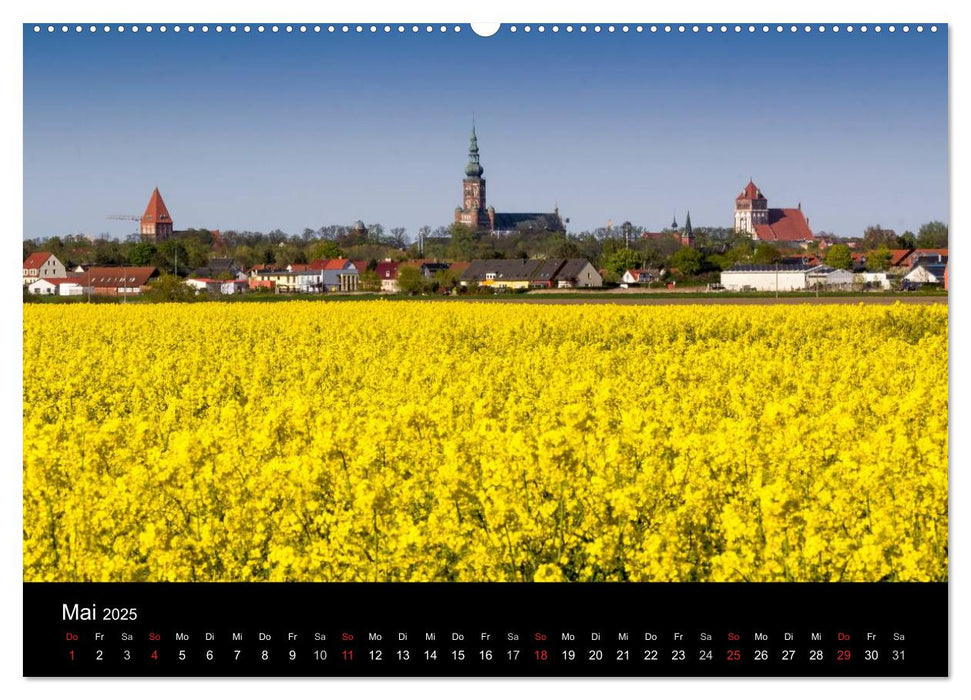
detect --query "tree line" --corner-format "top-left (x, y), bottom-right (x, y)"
top-left (24, 220), bottom-right (947, 282)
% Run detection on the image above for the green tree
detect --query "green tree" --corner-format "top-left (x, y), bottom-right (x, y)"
top-left (824, 243), bottom-right (853, 270)
top-left (148, 273), bottom-right (197, 302)
top-left (900, 231), bottom-right (917, 250)
top-left (397, 265), bottom-right (425, 294)
top-left (308, 240), bottom-right (343, 261)
top-left (917, 221), bottom-right (948, 248)
top-left (751, 243), bottom-right (782, 265)
top-left (865, 246), bottom-right (892, 272)
top-left (669, 247), bottom-right (704, 276)
top-left (129, 242), bottom-right (156, 266)
top-left (446, 223), bottom-right (478, 261)
top-left (433, 268), bottom-right (461, 292)
top-left (602, 248), bottom-right (641, 278)
top-left (358, 269), bottom-right (380, 292)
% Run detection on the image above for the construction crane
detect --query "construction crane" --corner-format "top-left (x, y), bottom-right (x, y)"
top-left (106, 214), bottom-right (141, 238)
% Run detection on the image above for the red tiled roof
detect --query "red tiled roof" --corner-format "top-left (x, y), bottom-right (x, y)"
top-left (449, 261), bottom-right (470, 274)
top-left (23, 252), bottom-right (52, 269)
top-left (886, 249), bottom-right (914, 267)
top-left (374, 261), bottom-right (400, 279)
top-left (737, 179), bottom-right (765, 201)
top-left (753, 208), bottom-right (814, 242)
top-left (141, 187), bottom-right (172, 224)
top-left (82, 266), bottom-right (158, 287)
top-left (46, 277), bottom-right (84, 285)
top-left (309, 258), bottom-right (355, 271)
top-left (246, 263), bottom-right (275, 273)
top-left (913, 248), bottom-right (948, 258)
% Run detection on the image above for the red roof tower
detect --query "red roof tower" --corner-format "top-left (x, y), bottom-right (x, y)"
top-left (734, 179), bottom-right (769, 235)
top-left (140, 187), bottom-right (173, 243)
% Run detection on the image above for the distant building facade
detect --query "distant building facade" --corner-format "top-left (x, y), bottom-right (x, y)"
top-left (23, 252), bottom-right (66, 286)
top-left (459, 258), bottom-right (602, 290)
top-left (140, 187), bottom-right (174, 244)
top-left (454, 127), bottom-right (565, 235)
top-left (734, 180), bottom-right (814, 245)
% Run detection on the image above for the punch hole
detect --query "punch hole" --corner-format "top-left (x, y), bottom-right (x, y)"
top-left (471, 23), bottom-right (500, 37)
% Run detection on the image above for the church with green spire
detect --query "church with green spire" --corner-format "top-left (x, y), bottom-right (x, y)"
top-left (454, 126), bottom-right (565, 235)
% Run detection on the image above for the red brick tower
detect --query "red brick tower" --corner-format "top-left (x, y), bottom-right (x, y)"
top-left (140, 187), bottom-right (173, 243)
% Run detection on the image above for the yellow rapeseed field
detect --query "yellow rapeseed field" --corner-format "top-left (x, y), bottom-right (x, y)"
top-left (23, 301), bottom-right (947, 582)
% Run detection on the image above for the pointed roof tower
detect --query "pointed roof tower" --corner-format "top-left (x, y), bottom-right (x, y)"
top-left (737, 179), bottom-right (765, 202)
top-left (684, 211), bottom-right (693, 235)
top-left (141, 187), bottom-right (172, 225)
top-left (464, 125), bottom-right (484, 178)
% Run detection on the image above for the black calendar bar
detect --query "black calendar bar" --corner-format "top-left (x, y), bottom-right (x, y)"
top-left (24, 582), bottom-right (947, 677)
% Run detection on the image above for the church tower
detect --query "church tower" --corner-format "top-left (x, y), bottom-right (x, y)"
top-left (140, 187), bottom-right (173, 244)
top-left (455, 127), bottom-right (490, 230)
top-left (734, 179), bottom-right (768, 235)
top-left (681, 211), bottom-right (695, 247)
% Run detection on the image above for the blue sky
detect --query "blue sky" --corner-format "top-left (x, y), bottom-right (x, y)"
top-left (23, 24), bottom-right (948, 240)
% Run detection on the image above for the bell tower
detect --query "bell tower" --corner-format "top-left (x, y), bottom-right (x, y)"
top-left (455, 126), bottom-right (490, 230)
top-left (734, 179), bottom-right (768, 236)
top-left (140, 187), bottom-right (173, 243)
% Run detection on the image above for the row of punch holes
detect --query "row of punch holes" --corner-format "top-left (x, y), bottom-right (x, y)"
top-left (32, 24), bottom-right (939, 35)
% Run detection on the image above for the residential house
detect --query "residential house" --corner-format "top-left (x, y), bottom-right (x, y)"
top-left (248, 265), bottom-right (324, 293)
top-left (459, 258), bottom-right (602, 289)
top-left (460, 259), bottom-right (543, 290)
top-left (621, 269), bottom-right (661, 286)
top-left (23, 252), bottom-right (66, 286)
top-left (552, 259), bottom-right (602, 288)
top-left (373, 261), bottom-right (401, 292)
top-left (27, 278), bottom-right (59, 295)
top-left (190, 257), bottom-right (247, 282)
top-left (904, 261), bottom-right (947, 286)
top-left (309, 258), bottom-right (359, 292)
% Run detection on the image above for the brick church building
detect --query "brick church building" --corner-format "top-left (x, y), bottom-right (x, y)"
top-left (454, 127), bottom-right (564, 235)
top-left (734, 179), bottom-right (814, 244)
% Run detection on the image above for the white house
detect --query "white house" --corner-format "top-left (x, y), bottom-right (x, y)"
top-left (23, 252), bottom-right (66, 286)
top-left (27, 277), bottom-right (85, 296)
top-left (904, 263), bottom-right (946, 285)
top-left (621, 269), bottom-right (660, 286)
top-left (720, 264), bottom-right (812, 292)
top-left (220, 280), bottom-right (248, 294)
top-left (27, 279), bottom-right (59, 295)
top-left (185, 278), bottom-right (222, 294)
top-left (248, 265), bottom-right (324, 293)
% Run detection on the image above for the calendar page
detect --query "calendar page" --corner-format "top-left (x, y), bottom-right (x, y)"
top-left (21, 18), bottom-right (948, 678)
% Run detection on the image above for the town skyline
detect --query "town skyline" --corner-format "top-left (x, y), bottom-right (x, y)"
top-left (24, 25), bottom-right (947, 240)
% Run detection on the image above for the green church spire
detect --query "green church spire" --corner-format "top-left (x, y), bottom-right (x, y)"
top-left (464, 125), bottom-right (484, 178)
